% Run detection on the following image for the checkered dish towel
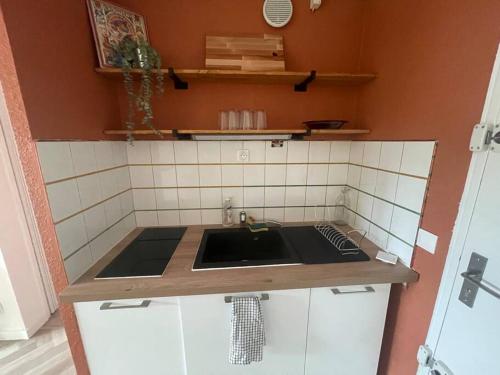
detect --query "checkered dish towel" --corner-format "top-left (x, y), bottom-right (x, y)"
top-left (229, 296), bottom-right (265, 365)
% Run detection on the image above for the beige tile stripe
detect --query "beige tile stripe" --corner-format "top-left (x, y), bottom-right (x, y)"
top-left (44, 164), bottom-right (128, 186)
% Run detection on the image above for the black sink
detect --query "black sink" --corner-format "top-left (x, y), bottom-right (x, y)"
top-left (193, 228), bottom-right (302, 270)
top-left (95, 227), bottom-right (186, 279)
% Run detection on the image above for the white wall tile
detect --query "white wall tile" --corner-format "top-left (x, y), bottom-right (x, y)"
top-left (155, 188), bottom-right (179, 209)
top-left (243, 141), bottom-right (266, 163)
top-left (245, 208), bottom-right (264, 221)
top-left (330, 141), bottom-right (351, 163)
top-left (176, 165), bottom-right (199, 187)
top-left (37, 142), bottom-right (74, 182)
top-left (286, 164), bottom-right (307, 185)
top-left (200, 187), bottom-right (222, 208)
top-left (327, 164), bottom-right (348, 185)
top-left (221, 165), bottom-right (243, 186)
top-left (305, 186), bottom-right (327, 206)
top-left (119, 190), bottom-right (134, 216)
top-left (307, 164), bottom-right (328, 185)
top-left (326, 186), bottom-right (343, 206)
top-left (130, 166), bottom-right (154, 188)
top-left (264, 187), bottom-right (285, 207)
top-left (70, 142), bottom-right (97, 175)
top-left (89, 227), bottom-right (114, 261)
top-left (174, 141), bottom-right (198, 164)
top-left (46, 180), bottom-right (81, 222)
top-left (362, 142), bottom-right (381, 168)
top-left (375, 171), bottom-right (398, 202)
top-left (347, 165), bottom-right (361, 188)
top-left (287, 141), bottom-right (309, 163)
top-left (244, 165), bottom-right (265, 185)
top-left (158, 211), bottom-right (180, 226)
top-left (264, 164), bottom-right (286, 186)
top-left (417, 228), bottom-right (438, 254)
top-left (111, 142), bottom-right (127, 167)
top-left (201, 209), bottom-right (222, 225)
top-left (94, 142), bottom-right (115, 170)
top-left (395, 175), bottom-right (427, 213)
top-left (265, 141), bottom-right (287, 163)
top-left (64, 245), bottom-right (92, 283)
top-left (285, 186), bottom-right (306, 206)
top-left (197, 141), bottom-right (221, 164)
top-left (400, 141), bottom-right (435, 177)
top-left (387, 235), bottom-right (414, 266)
top-left (127, 141), bottom-right (151, 164)
top-left (357, 192), bottom-right (374, 219)
top-left (199, 165), bottom-right (222, 186)
top-left (349, 142), bottom-right (364, 165)
top-left (305, 206), bottom-right (324, 221)
top-left (178, 188), bottom-right (201, 209)
top-left (359, 167), bottom-right (378, 194)
top-left (264, 207), bottom-right (284, 222)
top-left (345, 188), bottom-right (359, 211)
top-left (153, 165), bottom-right (177, 187)
top-left (135, 211), bottom-right (159, 227)
top-left (354, 214), bottom-right (370, 232)
top-left (77, 174), bottom-right (102, 208)
top-left (390, 207), bottom-right (421, 244)
top-left (371, 198), bottom-right (394, 230)
top-left (133, 189), bottom-right (156, 210)
top-left (368, 224), bottom-right (389, 249)
top-left (379, 142), bottom-right (403, 172)
top-left (308, 141), bottom-right (330, 162)
top-left (99, 171), bottom-right (117, 199)
top-left (244, 187), bottom-right (265, 207)
top-left (180, 210), bottom-right (201, 225)
top-left (104, 196), bottom-right (122, 226)
top-left (83, 204), bottom-right (107, 240)
top-left (55, 214), bottom-right (88, 259)
top-left (222, 187), bottom-right (243, 208)
top-left (284, 207), bottom-right (305, 222)
top-left (221, 141), bottom-right (243, 163)
top-left (151, 141), bottom-right (175, 164)
top-left (116, 167), bottom-right (131, 191)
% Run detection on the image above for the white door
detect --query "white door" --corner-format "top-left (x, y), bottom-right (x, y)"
top-left (420, 46), bottom-right (500, 375)
top-left (179, 289), bottom-right (310, 375)
top-left (305, 284), bottom-right (390, 375)
top-left (75, 297), bottom-right (185, 375)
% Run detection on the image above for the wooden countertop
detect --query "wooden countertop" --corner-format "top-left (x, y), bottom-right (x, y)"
top-left (60, 224), bottom-right (419, 303)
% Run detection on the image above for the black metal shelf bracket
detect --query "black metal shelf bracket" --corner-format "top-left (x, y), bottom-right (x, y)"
top-left (294, 70), bottom-right (316, 92)
top-left (168, 67), bottom-right (188, 90)
top-left (172, 129), bottom-right (191, 140)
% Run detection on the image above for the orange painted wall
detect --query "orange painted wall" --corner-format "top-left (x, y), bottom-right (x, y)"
top-left (0, 0), bottom-right (121, 140)
top-left (113, 0), bottom-right (368, 131)
top-left (356, 1), bottom-right (500, 374)
top-left (0, 5), bottom-right (90, 375)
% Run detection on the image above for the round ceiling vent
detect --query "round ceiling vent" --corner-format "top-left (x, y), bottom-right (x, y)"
top-left (263, 0), bottom-right (293, 28)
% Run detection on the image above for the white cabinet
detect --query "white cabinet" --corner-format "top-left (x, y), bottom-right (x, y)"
top-left (179, 289), bottom-right (310, 375)
top-left (305, 284), bottom-right (391, 375)
top-left (74, 297), bottom-right (185, 375)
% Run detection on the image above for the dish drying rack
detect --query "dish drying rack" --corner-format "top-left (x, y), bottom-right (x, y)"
top-left (314, 207), bottom-right (367, 256)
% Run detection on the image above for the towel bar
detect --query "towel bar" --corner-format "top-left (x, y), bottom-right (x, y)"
top-left (224, 293), bottom-right (269, 303)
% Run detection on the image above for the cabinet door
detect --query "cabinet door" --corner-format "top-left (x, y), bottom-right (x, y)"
top-left (180, 289), bottom-right (310, 375)
top-left (75, 297), bottom-right (185, 375)
top-left (305, 284), bottom-right (391, 375)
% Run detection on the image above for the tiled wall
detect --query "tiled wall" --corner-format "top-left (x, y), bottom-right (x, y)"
top-left (37, 142), bottom-right (135, 282)
top-left (37, 139), bottom-right (435, 280)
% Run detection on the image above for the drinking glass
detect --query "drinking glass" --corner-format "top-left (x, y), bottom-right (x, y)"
top-left (240, 110), bottom-right (254, 130)
top-left (219, 111), bottom-right (229, 130)
top-left (255, 110), bottom-right (267, 130)
top-left (228, 110), bottom-right (240, 130)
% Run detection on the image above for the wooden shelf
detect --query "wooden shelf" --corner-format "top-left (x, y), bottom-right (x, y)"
top-left (103, 128), bottom-right (370, 138)
top-left (96, 68), bottom-right (376, 90)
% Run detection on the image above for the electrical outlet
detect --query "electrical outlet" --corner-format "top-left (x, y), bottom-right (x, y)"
top-left (237, 149), bottom-right (250, 162)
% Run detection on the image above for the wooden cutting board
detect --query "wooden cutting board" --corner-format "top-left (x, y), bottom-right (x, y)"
top-left (205, 34), bottom-right (285, 71)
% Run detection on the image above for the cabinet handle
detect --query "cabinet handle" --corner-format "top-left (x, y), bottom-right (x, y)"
top-left (331, 286), bottom-right (375, 295)
top-left (224, 293), bottom-right (269, 303)
top-left (100, 300), bottom-right (151, 310)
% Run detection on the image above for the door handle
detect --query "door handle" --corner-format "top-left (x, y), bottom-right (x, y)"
top-left (331, 286), bottom-right (375, 295)
top-left (461, 272), bottom-right (500, 300)
top-left (100, 300), bottom-right (151, 310)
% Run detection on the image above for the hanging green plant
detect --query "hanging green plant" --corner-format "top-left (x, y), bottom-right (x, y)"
top-left (111, 36), bottom-right (164, 142)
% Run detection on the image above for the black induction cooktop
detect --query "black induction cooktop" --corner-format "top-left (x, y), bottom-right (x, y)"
top-left (95, 227), bottom-right (187, 279)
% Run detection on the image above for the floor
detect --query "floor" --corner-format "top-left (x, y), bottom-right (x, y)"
top-left (0, 312), bottom-right (76, 375)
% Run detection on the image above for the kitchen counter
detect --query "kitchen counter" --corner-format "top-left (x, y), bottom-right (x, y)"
top-left (60, 223), bottom-right (419, 303)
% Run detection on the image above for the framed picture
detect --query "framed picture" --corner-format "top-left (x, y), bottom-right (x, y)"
top-left (87, 0), bottom-right (149, 68)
